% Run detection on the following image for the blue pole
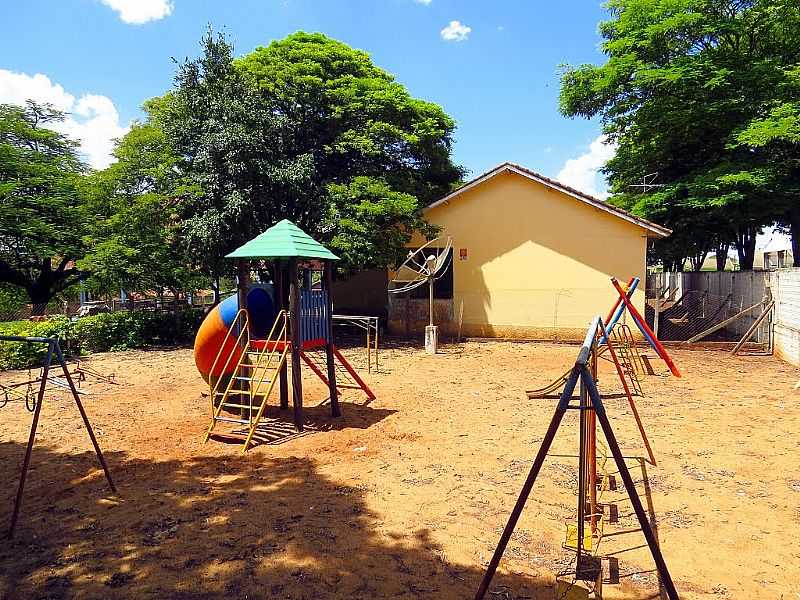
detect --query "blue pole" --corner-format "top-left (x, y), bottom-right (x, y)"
top-left (599, 277), bottom-right (640, 344)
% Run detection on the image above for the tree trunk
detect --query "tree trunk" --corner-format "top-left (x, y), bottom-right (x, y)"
top-left (789, 208), bottom-right (800, 268)
top-left (689, 251), bottom-right (708, 272)
top-left (735, 225), bottom-right (758, 271)
top-left (715, 243), bottom-right (729, 271)
top-left (212, 275), bottom-right (221, 305)
top-left (27, 285), bottom-right (53, 316)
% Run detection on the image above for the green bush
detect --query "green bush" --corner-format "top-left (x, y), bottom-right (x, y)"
top-left (0, 317), bottom-right (72, 370)
top-left (0, 309), bottom-right (204, 370)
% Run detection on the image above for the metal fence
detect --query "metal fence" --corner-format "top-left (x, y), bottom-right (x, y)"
top-left (1, 295), bottom-right (216, 324)
top-left (646, 271), bottom-right (772, 343)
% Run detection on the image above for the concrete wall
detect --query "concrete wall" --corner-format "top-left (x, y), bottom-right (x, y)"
top-left (770, 269), bottom-right (800, 366)
top-left (647, 269), bottom-right (800, 366)
top-left (389, 170), bottom-right (652, 340)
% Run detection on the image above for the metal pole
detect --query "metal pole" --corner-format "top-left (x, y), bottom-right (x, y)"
top-left (474, 369), bottom-right (580, 600)
top-left (53, 341), bottom-right (116, 493)
top-left (8, 341), bottom-right (53, 538)
top-left (429, 277), bottom-right (434, 327)
top-left (584, 369), bottom-right (680, 600)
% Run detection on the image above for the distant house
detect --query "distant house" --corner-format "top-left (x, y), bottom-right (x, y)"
top-left (388, 162), bottom-right (670, 340)
top-left (754, 236), bottom-right (794, 270)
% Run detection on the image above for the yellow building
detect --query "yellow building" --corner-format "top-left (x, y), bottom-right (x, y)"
top-left (388, 162), bottom-right (670, 340)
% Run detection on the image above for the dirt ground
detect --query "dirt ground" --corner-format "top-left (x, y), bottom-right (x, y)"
top-left (1, 338), bottom-right (799, 600)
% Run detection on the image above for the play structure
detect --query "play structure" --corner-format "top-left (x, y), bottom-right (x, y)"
top-left (475, 315), bottom-right (681, 600)
top-left (528, 277), bottom-right (680, 466)
top-left (388, 235), bottom-right (452, 354)
top-left (194, 220), bottom-right (375, 452)
top-left (1, 335), bottom-right (116, 539)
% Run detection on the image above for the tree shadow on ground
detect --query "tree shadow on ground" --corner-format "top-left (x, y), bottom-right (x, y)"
top-left (0, 443), bottom-right (551, 599)
top-left (211, 401), bottom-right (396, 447)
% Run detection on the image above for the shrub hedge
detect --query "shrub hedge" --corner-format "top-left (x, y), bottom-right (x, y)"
top-left (0, 309), bottom-right (204, 370)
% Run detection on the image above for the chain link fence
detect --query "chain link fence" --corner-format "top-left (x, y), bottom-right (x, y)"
top-left (646, 272), bottom-right (772, 343)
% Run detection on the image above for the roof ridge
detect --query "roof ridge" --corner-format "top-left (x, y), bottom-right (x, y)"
top-left (425, 162), bottom-right (671, 238)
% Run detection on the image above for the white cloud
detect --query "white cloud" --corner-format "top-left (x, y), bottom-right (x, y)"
top-left (100, 0), bottom-right (174, 24)
top-left (556, 135), bottom-right (617, 199)
top-left (441, 20), bottom-right (471, 42)
top-left (0, 69), bottom-right (129, 169)
top-left (414, 0), bottom-right (432, 4)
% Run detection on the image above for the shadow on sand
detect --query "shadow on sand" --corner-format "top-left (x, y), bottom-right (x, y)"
top-left (0, 440), bottom-right (553, 599)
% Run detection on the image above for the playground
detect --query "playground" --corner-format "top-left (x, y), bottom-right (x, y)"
top-left (1, 339), bottom-right (798, 599)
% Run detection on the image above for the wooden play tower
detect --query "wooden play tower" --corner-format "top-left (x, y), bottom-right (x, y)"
top-left (204, 219), bottom-right (374, 451)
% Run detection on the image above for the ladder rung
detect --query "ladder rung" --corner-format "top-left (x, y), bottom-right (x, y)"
top-left (220, 402), bottom-right (265, 410)
top-left (222, 388), bottom-right (270, 394)
top-left (214, 416), bottom-right (250, 425)
top-left (233, 376), bottom-right (274, 382)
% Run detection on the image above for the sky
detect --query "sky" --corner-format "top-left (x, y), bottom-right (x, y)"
top-left (0, 0), bottom-right (619, 197)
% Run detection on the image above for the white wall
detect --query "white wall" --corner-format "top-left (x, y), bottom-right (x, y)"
top-left (771, 269), bottom-right (800, 366)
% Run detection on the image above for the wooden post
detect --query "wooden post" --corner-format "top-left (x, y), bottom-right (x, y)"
top-left (324, 261), bottom-right (340, 417)
top-left (274, 260), bottom-right (289, 410)
top-left (237, 260), bottom-right (250, 312)
top-left (288, 259), bottom-right (303, 431)
top-left (654, 286), bottom-right (661, 339)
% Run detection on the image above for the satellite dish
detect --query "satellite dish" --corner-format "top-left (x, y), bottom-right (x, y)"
top-left (389, 236), bottom-right (453, 327)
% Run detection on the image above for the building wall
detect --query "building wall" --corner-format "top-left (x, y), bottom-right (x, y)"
top-left (771, 269), bottom-right (800, 366)
top-left (389, 171), bottom-right (650, 340)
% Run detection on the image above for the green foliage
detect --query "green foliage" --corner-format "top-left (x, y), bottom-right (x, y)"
top-left (326, 177), bottom-right (439, 271)
top-left (153, 30), bottom-right (462, 276)
top-left (559, 0), bottom-right (800, 270)
top-left (0, 102), bottom-right (89, 305)
top-left (0, 317), bottom-right (71, 370)
top-left (79, 123), bottom-right (204, 297)
top-left (0, 284), bottom-right (27, 319)
top-left (69, 310), bottom-right (203, 353)
top-left (0, 310), bottom-right (204, 370)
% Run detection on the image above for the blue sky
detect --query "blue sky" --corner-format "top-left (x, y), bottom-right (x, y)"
top-left (0, 0), bottom-right (614, 196)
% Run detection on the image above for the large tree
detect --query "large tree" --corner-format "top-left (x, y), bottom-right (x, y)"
top-left (78, 122), bottom-right (203, 299)
top-left (0, 102), bottom-right (88, 312)
top-left (560, 0), bottom-right (800, 270)
top-left (156, 31), bottom-right (462, 278)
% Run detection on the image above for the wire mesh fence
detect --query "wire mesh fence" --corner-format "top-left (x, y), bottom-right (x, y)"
top-left (646, 271), bottom-right (772, 344)
top-left (0, 296), bottom-right (215, 324)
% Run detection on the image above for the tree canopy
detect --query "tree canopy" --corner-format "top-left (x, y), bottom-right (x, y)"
top-left (154, 30), bottom-right (463, 279)
top-left (560, 0), bottom-right (800, 270)
top-left (0, 102), bottom-right (88, 311)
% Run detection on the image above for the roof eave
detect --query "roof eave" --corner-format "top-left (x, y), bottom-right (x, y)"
top-left (424, 162), bottom-right (671, 239)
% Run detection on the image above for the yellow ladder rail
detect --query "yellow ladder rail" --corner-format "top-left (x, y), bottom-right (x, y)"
top-left (208, 309), bottom-right (251, 412)
top-left (203, 310), bottom-right (290, 452)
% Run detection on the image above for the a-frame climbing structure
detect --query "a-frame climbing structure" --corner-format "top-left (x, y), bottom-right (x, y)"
top-left (475, 317), bottom-right (680, 600)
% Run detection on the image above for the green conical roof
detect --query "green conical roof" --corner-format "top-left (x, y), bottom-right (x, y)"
top-left (226, 219), bottom-right (339, 261)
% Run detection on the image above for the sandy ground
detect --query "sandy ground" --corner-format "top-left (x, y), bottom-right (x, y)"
top-left (1, 339), bottom-right (799, 600)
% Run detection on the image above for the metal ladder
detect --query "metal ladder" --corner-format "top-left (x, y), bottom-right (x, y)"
top-left (203, 309), bottom-right (289, 452)
top-left (610, 324), bottom-right (644, 396)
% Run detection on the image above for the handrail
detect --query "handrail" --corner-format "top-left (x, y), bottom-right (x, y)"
top-left (244, 310), bottom-right (288, 422)
top-left (208, 309), bottom-right (250, 410)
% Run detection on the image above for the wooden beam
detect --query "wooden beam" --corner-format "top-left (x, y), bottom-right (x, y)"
top-left (686, 300), bottom-right (763, 344)
top-left (273, 260), bottom-right (289, 410)
top-left (731, 300), bottom-right (774, 355)
top-left (288, 259), bottom-right (303, 431)
top-left (323, 261), bottom-right (340, 417)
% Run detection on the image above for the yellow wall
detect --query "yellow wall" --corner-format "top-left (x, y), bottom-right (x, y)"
top-left (391, 170), bottom-right (649, 340)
